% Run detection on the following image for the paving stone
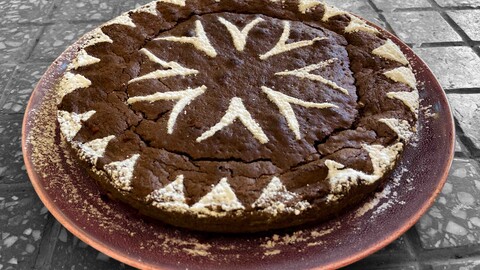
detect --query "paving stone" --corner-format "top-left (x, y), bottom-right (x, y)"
top-left (346, 236), bottom-right (416, 269)
top-left (0, 189), bottom-right (50, 270)
top-left (448, 94), bottom-right (480, 151)
top-left (434, 0), bottom-right (480, 7)
top-left (0, 0), bottom-right (8, 15)
top-left (413, 47), bottom-right (480, 90)
top-left (416, 158), bottom-right (480, 249)
top-left (47, 224), bottom-right (135, 270)
top-left (448, 10), bottom-right (480, 42)
top-left (429, 259), bottom-right (480, 270)
top-left (0, 25), bottom-right (42, 63)
top-left (0, 118), bottom-right (28, 185)
top-left (0, 0), bottom-right (55, 25)
top-left (1, 63), bottom-right (49, 114)
top-left (346, 263), bottom-right (418, 270)
top-left (117, 0), bottom-right (154, 14)
top-left (371, 0), bottom-right (432, 11)
top-left (374, 236), bottom-right (413, 257)
top-left (52, 0), bottom-right (119, 22)
top-left (325, 0), bottom-right (385, 27)
top-left (30, 22), bottom-right (97, 61)
top-left (0, 65), bottom-right (16, 96)
top-left (384, 11), bottom-right (462, 44)
top-left (455, 136), bottom-right (466, 154)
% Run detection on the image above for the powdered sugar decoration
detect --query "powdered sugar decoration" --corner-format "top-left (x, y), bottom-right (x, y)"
top-left (57, 110), bottom-right (96, 141)
top-left (344, 16), bottom-right (379, 34)
top-left (64, 8), bottom-right (416, 216)
top-left (148, 175), bottom-right (189, 211)
top-left (275, 58), bottom-right (349, 95)
top-left (134, 1), bottom-right (158, 15)
top-left (196, 97), bottom-right (269, 144)
top-left (82, 28), bottom-right (113, 48)
top-left (148, 176), bottom-right (247, 216)
top-left (218, 17), bottom-right (265, 51)
top-left (261, 86), bottom-right (337, 140)
top-left (298, 0), bottom-right (322, 14)
top-left (104, 154), bottom-right (141, 191)
top-left (191, 178), bottom-right (245, 216)
top-left (252, 177), bottom-right (311, 216)
top-left (145, 175), bottom-right (311, 217)
top-left (383, 66), bottom-right (419, 117)
top-left (326, 143), bottom-right (403, 202)
top-left (372, 39), bottom-right (409, 65)
top-left (321, 3), bottom-right (347, 22)
top-left (155, 20), bottom-right (218, 57)
top-left (157, 0), bottom-right (186, 6)
top-left (128, 86), bottom-right (207, 134)
top-left (379, 118), bottom-right (415, 141)
top-left (387, 90), bottom-right (420, 116)
top-left (77, 135), bottom-right (116, 164)
top-left (128, 48), bottom-right (199, 84)
top-left (124, 18), bottom-right (349, 144)
top-left (383, 66), bottom-right (417, 89)
top-left (67, 49), bottom-right (100, 70)
top-left (57, 72), bottom-right (91, 103)
top-left (134, 0), bottom-right (185, 15)
top-left (259, 21), bottom-right (327, 60)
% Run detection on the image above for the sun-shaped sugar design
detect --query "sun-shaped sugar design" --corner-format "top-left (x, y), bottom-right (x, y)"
top-left (126, 18), bottom-right (350, 144)
top-left (57, 0), bottom-right (420, 218)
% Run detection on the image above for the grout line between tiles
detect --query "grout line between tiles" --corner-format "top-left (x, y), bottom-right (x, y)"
top-left (33, 218), bottom-right (62, 270)
top-left (426, 0), bottom-right (480, 58)
top-left (366, 0), bottom-right (397, 34)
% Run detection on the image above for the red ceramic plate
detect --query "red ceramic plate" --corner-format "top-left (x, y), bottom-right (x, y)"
top-left (22, 14), bottom-right (454, 270)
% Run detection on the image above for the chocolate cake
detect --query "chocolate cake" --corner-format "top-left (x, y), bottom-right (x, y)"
top-left (56, 0), bottom-right (419, 233)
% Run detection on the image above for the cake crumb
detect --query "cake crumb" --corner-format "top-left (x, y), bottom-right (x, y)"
top-left (264, 249), bottom-right (281, 256)
top-left (259, 222), bottom-right (338, 255)
top-left (310, 226), bottom-right (335, 237)
top-left (421, 104), bottom-right (436, 119)
top-left (183, 248), bottom-right (211, 257)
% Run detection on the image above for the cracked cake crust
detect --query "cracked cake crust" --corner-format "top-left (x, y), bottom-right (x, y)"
top-left (56, 0), bottom-right (418, 232)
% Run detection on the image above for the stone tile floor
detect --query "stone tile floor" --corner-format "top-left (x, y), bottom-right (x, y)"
top-left (1, 0), bottom-right (480, 269)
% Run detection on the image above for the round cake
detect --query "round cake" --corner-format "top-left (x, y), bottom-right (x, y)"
top-left (56, 0), bottom-right (419, 233)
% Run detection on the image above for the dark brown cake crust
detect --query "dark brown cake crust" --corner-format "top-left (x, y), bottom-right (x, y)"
top-left (56, 0), bottom-right (418, 232)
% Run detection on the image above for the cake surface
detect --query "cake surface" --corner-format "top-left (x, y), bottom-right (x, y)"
top-left (56, 0), bottom-right (419, 233)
